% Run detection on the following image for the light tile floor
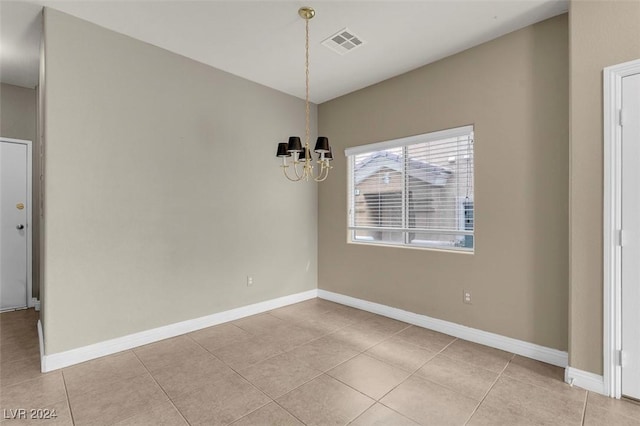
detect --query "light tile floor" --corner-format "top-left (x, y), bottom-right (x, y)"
top-left (1, 300), bottom-right (640, 425)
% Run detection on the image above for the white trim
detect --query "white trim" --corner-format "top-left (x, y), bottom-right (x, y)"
top-left (317, 289), bottom-right (568, 368)
top-left (0, 137), bottom-right (34, 309)
top-left (37, 319), bottom-right (44, 373)
top-left (603, 58), bottom-right (640, 399)
top-left (565, 367), bottom-right (606, 395)
top-left (41, 289), bottom-right (318, 372)
top-left (344, 125), bottom-right (474, 156)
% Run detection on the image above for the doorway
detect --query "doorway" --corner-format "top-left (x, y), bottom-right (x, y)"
top-left (0, 137), bottom-right (33, 312)
top-left (604, 59), bottom-right (640, 400)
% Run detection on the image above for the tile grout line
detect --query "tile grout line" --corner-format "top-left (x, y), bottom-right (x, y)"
top-left (468, 364), bottom-right (589, 425)
top-left (463, 353), bottom-right (515, 425)
top-left (581, 391), bottom-right (588, 425)
top-left (361, 325), bottom-right (452, 372)
top-left (0, 355), bottom-right (44, 388)
top-left (296, 373), bottom-right (377, 425)
top-left (305, 310), bottom-right (382, 344)
top-left (193, 306), bottom-right (374, 376)
top-left (346, 400), bottom-right (417, 426)
top-left (224, 401), bottom-right (274, 425)
top-left (593, 396), bottom-right (640, 422)
top-left (324, 324), bottom-right (427, 402)
top-left (324, 367), bottom-right (416, 426)
top-left (324, 371), bottom-right (381, 403)
top-left (3, 304), bottom-right (585, 426)
top-left (303, 322), bottom-right (414, 393)
top-left (501, 363), bottom-right (589, 398)
top-left (346, 399), bottom-right (377, 426)
top-left (323, 322), bottom-right (417, 369)
top-left (0, 322), bottom-right (46, 388)
top-left (370, 337), bottom-right (463, 424)
top-left (237, 303), bottom-right (346, 336)
top-left (184, 333), bottom-right (282, 425)
top-left (130, 350), bottom-right (192, 426)
top-left (193, 333), bottom-right (285, 371)
top-left (345, 403), bottom-right (374, 426)
top-left (219, 314), bottom-right (411, 423)
top-left (436, 351), bottom-right (508, 376)
top-left (159, 308), bottom-right (462, 425)
top-left (0, 366), bottom-right (50, 391)
top-left (185, 331), bottom-right (295, 385)
top-left (60, 370), bottom-right (77, 426)
top-left (270, 400), bottom-right (309, 426)
top-left (376, 336), bottom-right (460, 405)
top-left (207, 308), bottom-right (360, 370)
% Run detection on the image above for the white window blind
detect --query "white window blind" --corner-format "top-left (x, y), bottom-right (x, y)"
top-left (346, 125), bottom-right (474, 252)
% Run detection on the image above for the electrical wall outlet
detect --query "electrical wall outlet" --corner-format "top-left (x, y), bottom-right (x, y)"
top-left (463, 290), bottom-right (472, 304)
top-left (247, 276), bottom-right (254, 287)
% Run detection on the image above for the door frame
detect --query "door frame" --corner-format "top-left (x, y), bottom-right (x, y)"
top-left (0, 137), bottom-right (33, 309)
top-left (603, 58), bottom-right (640, 399)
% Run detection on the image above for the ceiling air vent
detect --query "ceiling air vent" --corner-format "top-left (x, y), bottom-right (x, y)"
top-left (322, 28), bottom-right (364, 55)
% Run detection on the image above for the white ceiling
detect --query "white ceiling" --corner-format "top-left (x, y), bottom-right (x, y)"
top-left (0, 0), bottom-right (568, 103)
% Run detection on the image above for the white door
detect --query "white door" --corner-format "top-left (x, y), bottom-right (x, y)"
top-left (621, 72), bottom-right (640, 400)
top-left (0, 140), bottom-right (28, 311)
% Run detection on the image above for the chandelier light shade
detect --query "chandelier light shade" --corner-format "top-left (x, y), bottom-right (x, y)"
top-left (325, 147), bottom-right (333, 161)
top-left (276, 143), bottom-right (291, 158)
top-left (314, 137), bottom-right (330, 153)
top-left (276, 6), bottom-right (332, 182)
top-left (287, 136), bottom-right (303, 153)
top-left (299, 147), bottom-right (311, 163)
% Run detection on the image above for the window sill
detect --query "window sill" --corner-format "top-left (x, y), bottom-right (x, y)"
top-left (347, 240), bottom-right (474, 254)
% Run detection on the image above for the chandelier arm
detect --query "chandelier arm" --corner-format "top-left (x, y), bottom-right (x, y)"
top-left (282, 165), bottom-right (303, 182)
top-left (312, 162), bottom-right (330, 182)
top-left (314, 166), bottom-right (330, 182)
top-left (293, 160), bottom-right (305, 180)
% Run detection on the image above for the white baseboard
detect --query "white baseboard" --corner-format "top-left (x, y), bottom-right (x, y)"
top-left (41, 289), bottom-right (318, 372)
top-left (565, 367), bottom-right (606, 395)
top-left (40, 288), bottom-right (573, 374)
top-left (318, 289), bottom-right (569, 368)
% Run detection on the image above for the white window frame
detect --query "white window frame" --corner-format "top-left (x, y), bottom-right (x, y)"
top-left (345, 125), bottom-right (474, 253)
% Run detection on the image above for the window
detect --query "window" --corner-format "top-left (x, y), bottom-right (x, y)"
top-left (345, 125), bottom-right (474, 252)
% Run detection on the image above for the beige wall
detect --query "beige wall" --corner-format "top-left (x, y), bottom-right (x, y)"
top-left (569, 0), bottom-right (640, 375)
top-left (318, 15), bottom-right (569, 351)
top-left (0, 82), bottom-right (40, 299)
top-left (42, 9), bottom-right (317, 354)
top-left (0, 83), bottom-right (36, 141)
